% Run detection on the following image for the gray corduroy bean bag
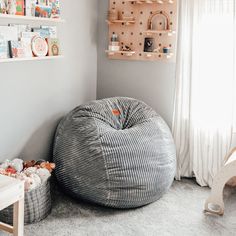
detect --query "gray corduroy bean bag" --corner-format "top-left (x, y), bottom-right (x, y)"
top-left (53, 97), bottom-right (176, 208)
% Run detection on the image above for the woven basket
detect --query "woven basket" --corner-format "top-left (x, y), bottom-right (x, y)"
top-left (0, 179), bottom-right (51, 225)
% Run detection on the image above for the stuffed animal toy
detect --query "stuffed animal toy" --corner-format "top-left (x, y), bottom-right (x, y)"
top-left (40, 162), bottom-right (55, 173)
top-left (36, 168), bottom-right (51, 183)
top-left (28, 174), bottom-right (41, 191)
top-left (24, 167), bottom-right (37, 176)
top-left (11, 159), bottom-right (24, 172)
top-left (0, 159), bottom-right (23, 173)
top-left (15, 171), bottom-right (42, 191)
top-left (15, 173), bottom-right (31, 191)
top-left (0, 159), bottom-right (11, 170)
top-left (5, 167), bottom-right (17, 174)
top-left (0, 168), bottom-right (7, 175)
top-left (15, 172), bottom-right (40, 192)
top-left (23, 160), bottom-right (36, 169)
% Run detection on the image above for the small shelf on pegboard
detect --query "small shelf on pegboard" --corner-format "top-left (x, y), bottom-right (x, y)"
top-left (106, 20), bottom-right (136, 25)
top-left (106, 50), bottom-right (136, 57)
top-left (143, 52), bottom-right (173, 59)
top-left (124, 0), bottom-right (174, 4)
top-left (144, 30), bottom-right (176, 36)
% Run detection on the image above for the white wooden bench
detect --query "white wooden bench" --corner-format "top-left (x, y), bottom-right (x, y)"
top-left (0, 175), bottom-right (24, 236)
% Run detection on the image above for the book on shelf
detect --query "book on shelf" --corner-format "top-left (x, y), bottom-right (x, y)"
top-left (20, 40), bottom-right (33, 57)
top-left (21, 31), bottom-right (39, 40)
top-left (41, 25), bottom-right (57, 38)
top-left (0, 0), bottom-right (60, 19)
top-left (35, 4), bottom-right (51, 18)
top-left (16, 0), bottom-right (25, 15)
top-left (32, 27), bottom-right (50, 38)
top-left (0, 26), bottom-right (18, 41)
top-left (25, 0), bottom-right (37, 16)
top-left (0, 26), bottom-right (18, 58)
top-left (49, 0), bottom-right (60, 18)
top-left (8, 40), bottom-right (25, 58)
top-left (0, 39), bottom-right (8, 59)
top-left (8, 24), bottom-right (31, 40)
top-left (37, 0), bottom-right (48, 5)
top-left (34, 0), bottom-right (60, 18)
top-left (21, 32), bottom-right (40, 57)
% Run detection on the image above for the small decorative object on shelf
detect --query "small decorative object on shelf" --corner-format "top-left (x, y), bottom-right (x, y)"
top-left (108, 7), bottom-right (119, 21)
top-left (108, 33), bottom-right (120, 51)
top-left (107, 7), bottom-right (135, 25)
top-left (121, 45), bottom-right (132, 51)
top-left (144, 37), bottom-right (154, 52)
top-left (163, 46), bottom-right (170, 53)
top-left (32, 35), bottom-right (48, 57)
top-left (148, 10), bottom-right (170, 31)
top-left (47, 38), bottom-right (59, 56)
top-left (119, 10), bottom-right (135, 21)
top-left (106, 0), bottom-right (177, 61)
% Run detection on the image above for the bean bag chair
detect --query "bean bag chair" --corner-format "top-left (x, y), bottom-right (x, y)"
top-left (53, 97), bottom-right (176, 208)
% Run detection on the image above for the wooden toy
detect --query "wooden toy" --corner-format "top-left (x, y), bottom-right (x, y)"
top-left (106, 0), bottom-right (178, 61)
top-left (205, 148), bottom-right (236, 215)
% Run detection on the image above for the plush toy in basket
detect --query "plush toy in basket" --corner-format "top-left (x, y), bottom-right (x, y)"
top-left (0, 158), bottom-right (55, 224)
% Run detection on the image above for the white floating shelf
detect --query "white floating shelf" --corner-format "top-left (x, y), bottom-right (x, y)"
top-left (0, 55), bottom-right (64, 63)
top-left (106, 50), bottom-right (135, 56)
top-left (0, 13), bottom-right (65, 23)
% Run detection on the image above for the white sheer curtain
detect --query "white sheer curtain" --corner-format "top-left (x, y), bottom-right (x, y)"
top-left (173, 0), bottom-right (236, 187)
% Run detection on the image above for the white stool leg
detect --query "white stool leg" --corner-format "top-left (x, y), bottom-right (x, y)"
top-left (205, 160), bottom-right (236, 215)
top-left (13, 198), bottom-right (24, 236)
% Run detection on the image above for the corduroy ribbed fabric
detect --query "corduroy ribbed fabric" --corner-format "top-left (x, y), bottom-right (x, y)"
top-left (53, 97), bottom-right (176, 208)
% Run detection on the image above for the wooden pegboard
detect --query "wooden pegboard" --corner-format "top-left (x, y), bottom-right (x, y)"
top-left (106, 0), bottom-right (178, 62)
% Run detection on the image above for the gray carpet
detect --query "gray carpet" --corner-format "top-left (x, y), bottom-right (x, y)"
top-left (1, 179), bottom-right (236, 236)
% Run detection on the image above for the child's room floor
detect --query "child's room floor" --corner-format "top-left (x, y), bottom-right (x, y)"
top-left (1, 179), bottom-right (236, 236)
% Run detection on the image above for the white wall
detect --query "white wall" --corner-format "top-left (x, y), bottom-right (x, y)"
top-left (0, 0), bottom-right (98, 162)
top-left (97, 0), bottom-right (176, 127)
